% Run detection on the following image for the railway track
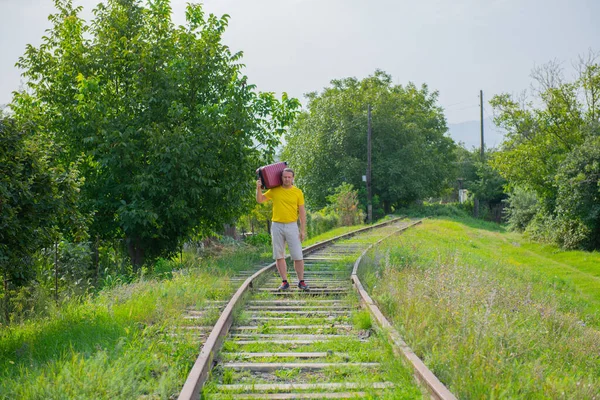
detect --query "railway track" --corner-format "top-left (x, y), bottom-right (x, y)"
top-left (178, 218), bottom-right (456, 399)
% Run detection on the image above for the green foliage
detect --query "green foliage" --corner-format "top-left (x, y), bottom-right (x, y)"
top-left (151, 258), bottom-right (177, 279)
top-left (221, 368), bottom-right (234, 385)
top-left (243, 232), bottom-right (271, 247)
top-left (454, 146), bottom-right (507, 218)
top-left (237, 202), bottom-right (272, 236)
top-left (369, 194), bottom-right (386, 221)
top-left (352, 310), bottom-right (372, 330)
top-left (325, 183), bottom-right (365, 226)
top-left (0, 244), bottom-right (249, 399)
top-left (302, 184), bottom-right (366, 239)
top-left (490, 55), bottom-right (600, 248)
top-left (282, 70), bottom-right (456, 212)
top-left (453, 146), bottom-right (478, 185)
top-left (522, 211), bottom-right (555, 244)
top-left (10, 0), bottom-right (300, 267)
top-left (398, 202), bottom-right (471, 219)
top-left (504, 187), bottom-right (539, 232)
top-left (361, 218), bottom-right (600, 397)
top-left (49, 241), bottom-right (94, 296)
top-left (306, 210), bottom-right (339, 239)
top-left (553, 135), bottom-right (600, 249)
top-left (0, 116), bottom-right (87, 319)
top-left (469, 157), bottom-right (507, 206)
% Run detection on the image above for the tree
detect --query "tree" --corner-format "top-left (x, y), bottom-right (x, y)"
top-left (503, 187), bottom-right (539, 232)
top-left (282, 70), bottom-right (455, 212)
top-left (469, 154), bottom-right (507, 207)
top-left (0, 117), bottom-right (85, 319)
top-left (240, 201), bottom-right (272, 235)
top-left (490, 53), bottom-right (600, 248)
top-left (490, 55), bottom-right (600, 202)
top-left (553, 135), bottom-right (600, 249)
top-left (450, 145), bottom-right (506, 220)
top-left (11, 0), bottom-right (299, 267)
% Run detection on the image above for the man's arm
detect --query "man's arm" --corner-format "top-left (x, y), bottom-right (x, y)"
top-left (298, 204), bottom-right (306, 242)
top-left (256, 180), bottom-right (268, 203)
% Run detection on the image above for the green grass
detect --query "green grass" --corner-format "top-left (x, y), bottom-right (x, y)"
top-left (0, 244), bottom-right (269, 399)
top-left (359, 216), bottom-right (600, 399)
top-left (0, 224), bottom-right (393, 399)
top-left (353, 310), bottom-right (373, 330)
top-left (414, 216), bottom-right (600, 322)
top-left (212, 334), bottom-right (422, 398)
top-left (302, 215), bottom-right (399, 248)
top-left (303, 224), bottom-right (366, 247)
top-left (208, 293), bottom-right (423, 399)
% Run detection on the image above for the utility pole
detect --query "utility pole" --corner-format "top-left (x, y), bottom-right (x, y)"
top-left (480, 89), bottom-right (484, 160)
top-left (367, 104), bottom-right (373, 224)
top-left (475, 90), bottom-right (484, 218)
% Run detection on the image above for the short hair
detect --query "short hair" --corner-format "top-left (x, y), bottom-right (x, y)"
top-left (282, 168), bottom-right (295, 177)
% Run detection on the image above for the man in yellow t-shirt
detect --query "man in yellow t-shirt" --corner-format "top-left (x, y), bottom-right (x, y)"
top-left (256, 168), bottom-right (308, 291)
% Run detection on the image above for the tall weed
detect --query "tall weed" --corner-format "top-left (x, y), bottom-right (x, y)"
top-left (0, 245), bottom-right (266, 399)
top-left (360, 219), bottom-right (600, 399)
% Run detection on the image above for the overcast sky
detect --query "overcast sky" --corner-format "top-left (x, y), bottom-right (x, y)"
top-left (1, 0), bottom-right (599, 123)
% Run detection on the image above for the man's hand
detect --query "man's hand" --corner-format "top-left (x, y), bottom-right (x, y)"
top-left (256, 180), bottom-right (267, 203)
top-left (298, 204), bottom-right (306, 243)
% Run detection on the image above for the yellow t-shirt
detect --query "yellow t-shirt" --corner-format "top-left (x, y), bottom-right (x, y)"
top-left (264, 186), bottom-right (305, 223)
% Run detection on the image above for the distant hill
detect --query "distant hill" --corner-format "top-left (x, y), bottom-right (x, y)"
top-left (447, 118), bottom-right (506, 150)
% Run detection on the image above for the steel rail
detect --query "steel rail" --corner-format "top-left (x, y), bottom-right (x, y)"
top-left (177, 217), bottom-right (404, 400)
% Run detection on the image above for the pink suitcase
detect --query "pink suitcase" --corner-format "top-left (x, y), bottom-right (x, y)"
top-left (256, 161), bottom-right (288, 189)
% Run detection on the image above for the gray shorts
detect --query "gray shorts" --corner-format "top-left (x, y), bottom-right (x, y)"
top-left (271, 222), bottom-right (303, 261)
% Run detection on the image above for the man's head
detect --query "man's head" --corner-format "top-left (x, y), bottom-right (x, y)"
top-left (281, 168), bottom-right (294, 188)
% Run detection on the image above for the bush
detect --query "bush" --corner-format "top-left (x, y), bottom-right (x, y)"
top-left (325, 183), bottom-right (365, 226)
top-left (522, 211), bottom-right (554, 243)
top-left (551, 218), bottom-right (591, 249)
top-left (399, 202), bottom-right (471, 219)
top-left (152, 258), bottom-right (177, 278)
top-left (306, 211), bottom-right (338, 238)
top-left (553, 136), bottom-right (600, 249)
top-left (504, 187), bottom-right (539, 232)
top-left (244, 233), bottom-right (271, 247)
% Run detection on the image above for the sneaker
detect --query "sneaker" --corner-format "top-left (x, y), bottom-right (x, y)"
top-left (277, 281), bottom-right (290, 291)
top-left (298, 281), bottom-right (309, 291)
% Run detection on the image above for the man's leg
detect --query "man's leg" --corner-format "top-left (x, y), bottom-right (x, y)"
top-left (286, 223), bottom-right (308, 290)
top-left (293, 259), bottom-right (304, 281)
top-left (276, 258), bottom-right (288, 281)
top-left (271, 223), bottom-right (289, 290)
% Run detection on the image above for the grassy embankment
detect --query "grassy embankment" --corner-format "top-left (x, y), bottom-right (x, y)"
top-left (359, 216), bottom-right (600, 399)
top-left (0, 241), bottom-right (271, 399)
